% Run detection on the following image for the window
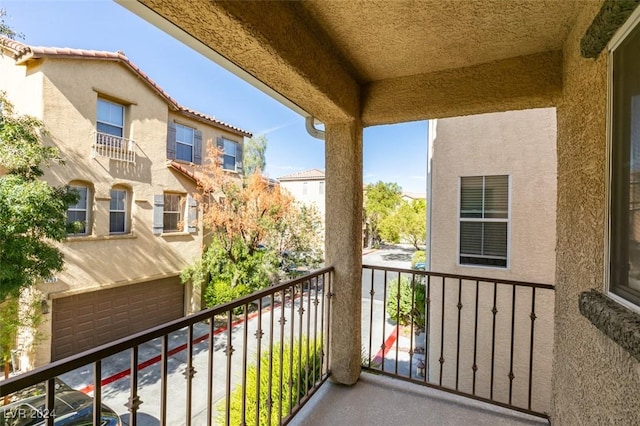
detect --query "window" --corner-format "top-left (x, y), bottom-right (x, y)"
top-left (175, 124), bottom-right (195, 162)
top-left (608, 11), bottom-right (640, 308)
top-left (67, 185), bottom-right (89, 235)
top-left (97, 99), bottom-right (124, 137)
top-left (109, 189), bottom-right (128, 234)
top-left (303, 182), bottom-right (308, 195)
top-left (163, 194), bottom-right (183, 232)
top-left (459, 175), bottom-right (509, 268)
top-left (319, 181), bottom-right (324, 195)
top-left (223, 139), bottom-right (237, 171)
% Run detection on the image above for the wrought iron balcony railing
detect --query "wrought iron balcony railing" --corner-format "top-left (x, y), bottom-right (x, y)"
top-left (93, 132), bottom-right (136, 163)
top-left (361, 264), bottom-right (555, 421)
top-left (0, 268), bottom-right (333, 426)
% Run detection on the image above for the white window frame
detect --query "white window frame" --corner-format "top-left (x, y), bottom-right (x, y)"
top-left (175, 123), bottom-right (195, 163)
top-left (457, 175), bottom-right (511, 269)
top-left (319, 181), bottom-right (324, 195)
top-left (605, 6), bottom-right (640, 313)
top-left (303, 182), bottom-right (308, 195)
top-left (222, 138), bottom-right (237, 171)
top-left (163, 193), bottom-right (183, 233)
top-left (67, 185), bottom-right (90, 236)
top-left (109, 188), bottom-right (128, 234)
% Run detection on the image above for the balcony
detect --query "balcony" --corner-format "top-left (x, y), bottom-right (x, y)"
top-left (0, 266), bottom-right (553, 425)
top-left (93, 132), bottom-right (136, 164)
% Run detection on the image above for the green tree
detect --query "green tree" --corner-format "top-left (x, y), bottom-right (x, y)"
top-left (0, 8), bottom-right (23, 40)
top-left (363, 181), bottom-right (402, 247)
top-left (0, 92), bottom-right (77, 377)
top-left (379, 199), bottom-right (426, 250)
top-left (243, 135), bottom-right (267, 175)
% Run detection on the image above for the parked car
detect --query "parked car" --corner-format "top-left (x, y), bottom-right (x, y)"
top-left (0, 379), bottom-right (121, 426)
top-left (412, 262), bottom-right (426, 270)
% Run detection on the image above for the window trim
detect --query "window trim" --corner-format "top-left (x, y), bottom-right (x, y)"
top-left (175, 123), bottom-right (195, 163)
top-left (605, 6), bottom-right (640, 313)
top-left (67, 185), bottom-right (90, 236)
top-left (109, 188), bottom-right (129, 235)
top-left (457, 175), bottom-right (511, 270)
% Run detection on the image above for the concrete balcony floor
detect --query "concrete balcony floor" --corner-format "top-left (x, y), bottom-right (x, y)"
top-left (290, 372), bottom-right (548, 426)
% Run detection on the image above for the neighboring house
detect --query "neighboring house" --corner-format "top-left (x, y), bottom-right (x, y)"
top-left (278, 168), bottom-right (326, 220)
top-left (0, 37), bottom-right (251, 368)
top-left (401, 192), bottom-right (426, 203)
top-left (427, 107), bottom-right (557, 410)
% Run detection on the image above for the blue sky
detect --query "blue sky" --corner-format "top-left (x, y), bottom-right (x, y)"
top-left (2, 0), bottom-right (428, 193)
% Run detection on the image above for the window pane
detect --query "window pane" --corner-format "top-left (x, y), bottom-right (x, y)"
top-left (484, 175), bottom-right (509, 219)
top-left (176, 124), bottom-right (194, 145)
top-left (483, 222), bottom-right (508, 257)
top-left (110, 190), bottom-right (125, 210)
top-left (176, 143), bottom-right (193, 162)
top-left (460, 222), bottom-right (482, 256)
top-left (110, 212), bottom-right (125, 233)
top-left (460, 176), bottom-right (483, 218)
top-left (611, 20), bottom-right (640, 305)
top-left (97, 122), bottom-right (123, 137)
top-left (67, 211), bottom-right (87, 233)
top-left (223, 139), bottom-right (236, 156)
top-left (223, 155), bottom-right (235, 170)
top-left (69, 186), bottom-right (87, 209)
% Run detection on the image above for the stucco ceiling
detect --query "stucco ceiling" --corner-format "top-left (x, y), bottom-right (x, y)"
top-left (119, 0), bottom-right (588, 124)
top-left (299, 0), bottom-right (579, 83)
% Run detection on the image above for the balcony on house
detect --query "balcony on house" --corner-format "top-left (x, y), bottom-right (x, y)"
top-left (0, 265), bottom-right (553, 426)
top-left (93, 131), bottom-right (137, 164)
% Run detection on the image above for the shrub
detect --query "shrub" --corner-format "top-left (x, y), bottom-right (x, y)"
top-left (386, 276), bottom-right (426, 331)
top-left (220, 337), bottom-right (323, 425)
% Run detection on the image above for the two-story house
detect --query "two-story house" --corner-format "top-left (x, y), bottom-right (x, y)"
top-left (0, 37), bottom-right (251, 368)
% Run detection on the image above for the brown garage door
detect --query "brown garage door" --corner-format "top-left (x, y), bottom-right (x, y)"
top-left (51, 277), bottom-right (184, 360)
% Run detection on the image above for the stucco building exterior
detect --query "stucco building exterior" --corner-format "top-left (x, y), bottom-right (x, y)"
top-left (2, 1), bottom-right (639, 424)
top-left (114, 1), bottom-right (640, 422)
top-left (277, 168), bottom-right (326, 219)
top-left (0, 37), bottom-right (251, 367)
top-left (427, 108), bottom-right (557, 412)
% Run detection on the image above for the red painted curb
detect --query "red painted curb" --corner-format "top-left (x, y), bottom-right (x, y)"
top-left (372, 325), bottom-right (398, 365)
top-left (78, 302), bottom-right (279, 394)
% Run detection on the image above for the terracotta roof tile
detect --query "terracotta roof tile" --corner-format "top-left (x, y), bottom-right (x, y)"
top-left (277, 168), bottom-right (325, 181)
top-left (0, 36), bottom-right (252, 137)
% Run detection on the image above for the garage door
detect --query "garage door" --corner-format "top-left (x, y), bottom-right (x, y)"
top-left (51, 277), bottom-right (184, 360)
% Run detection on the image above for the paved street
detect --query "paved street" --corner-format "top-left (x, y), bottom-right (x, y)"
top-left (56, 245), bottom-right (415, 425)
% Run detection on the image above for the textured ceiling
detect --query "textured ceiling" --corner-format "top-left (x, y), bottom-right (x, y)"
top-left (299, 0), bottom-right (579, 82)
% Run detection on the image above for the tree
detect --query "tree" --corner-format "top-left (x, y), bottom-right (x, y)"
top-left (0, 92), bottom-right (77, 377)
top-left (183, 142), bottom-right (323, 308)
top-left (379, 199), bottom-right (426, 250)
top-left (363, 181), bottom-right (402, 247)
top-left (243, 135), bottom-right (267, 175)
top-left (0, 8), bottom-right (23, 40)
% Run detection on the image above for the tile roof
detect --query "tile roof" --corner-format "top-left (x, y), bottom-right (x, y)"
top-left (277, 168), bottom-right (325, 181)
top-left (0, 36), bottom-right (252, 137)
top-left (168, 161), bottom-right (202, 186)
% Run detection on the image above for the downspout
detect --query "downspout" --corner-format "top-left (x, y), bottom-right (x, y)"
top-left (426, 119), bottom-right (436, 271)
top-left (305, 116), bottom-right (325, 140)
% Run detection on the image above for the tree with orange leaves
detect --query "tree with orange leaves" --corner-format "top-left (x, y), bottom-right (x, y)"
top-left (182, 141), bottom-right (322, 308)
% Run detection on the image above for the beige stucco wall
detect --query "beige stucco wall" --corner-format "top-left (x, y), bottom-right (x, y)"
top-left (427, 109), bottom-right (556, 413)
top-left (431, 108), bottom-right (557, 285)
top-left (552, 2), bottom-right (640, 423)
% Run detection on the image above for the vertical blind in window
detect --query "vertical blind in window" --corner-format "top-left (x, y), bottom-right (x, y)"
top-left (459, 175), bottom-right (509, 267)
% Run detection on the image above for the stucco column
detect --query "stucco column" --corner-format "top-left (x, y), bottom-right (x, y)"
top-left (325, 120), bottom-right (363, 385)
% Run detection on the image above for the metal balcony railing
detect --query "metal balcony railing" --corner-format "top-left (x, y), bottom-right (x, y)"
top-left (361, 265), bottom-right (555, 421)
top-left (0, 268), bottom-right (333, 426)
top-left (93, 132), bottom-right (136, 163)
